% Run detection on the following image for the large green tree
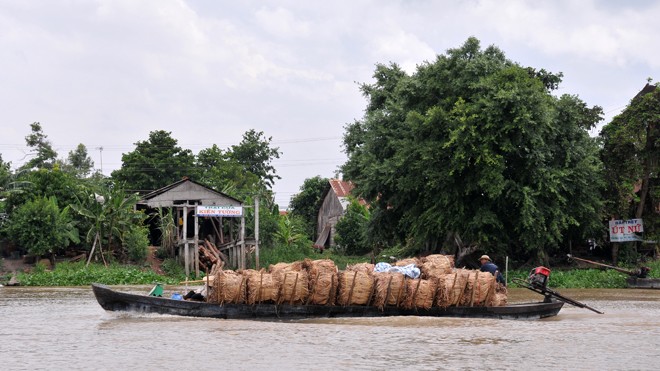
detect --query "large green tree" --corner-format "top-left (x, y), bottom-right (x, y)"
top-left (288, 176), bottom-right (330, 240)
top-left (63, 143), bottom-right (95, 178)
top-left (0, 154), bottom-right (10, 196)
top-left (599, 83), bottom-right (660, 255)
top-left (111, 130), bottom-right (196, 191)
top-left (334, 197), bottom-right (370, 255)
top-left (195, 143), bottom-right (279, 249)
top-left (342, 37), bottom-right (604, 264)
top-left (0, 154), bottom-right (13, 224)
top-left (229, 129), bottom-right (282, 189)
top-left (23, 122), bottom-right (58, 170)
top-left (195, 144), bottom-right (261, 197)
top-left (3, 167), bottom-right (80, 216)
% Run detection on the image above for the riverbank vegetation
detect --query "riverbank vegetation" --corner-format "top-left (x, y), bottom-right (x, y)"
top-left (9, 252), bottom-right (660, 288)
top-left (2, 38), bottom-right (660, 285)
top-left (15, 261), bottom-right (182, 286)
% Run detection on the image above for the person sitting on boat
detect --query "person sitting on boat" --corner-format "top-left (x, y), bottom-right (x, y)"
top-left (184, 285), bottom-right (208, 301)
top-left (479, 255), bottom-right (506, 286)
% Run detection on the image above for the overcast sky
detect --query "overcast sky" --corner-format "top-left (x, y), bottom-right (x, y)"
top-left (1, 0), bottom-right (659, 208)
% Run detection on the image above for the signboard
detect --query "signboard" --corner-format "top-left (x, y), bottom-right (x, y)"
top-left (196, 205), bottom-right (243, 217)
top-left (609, 219), bottom-right (643, 242)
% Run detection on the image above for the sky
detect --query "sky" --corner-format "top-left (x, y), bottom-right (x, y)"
top-left (1, 0), bottom-right (659, 208)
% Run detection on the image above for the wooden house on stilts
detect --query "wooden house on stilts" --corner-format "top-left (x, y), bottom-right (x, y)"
top-left (137, 178), bottom-right (255, 278)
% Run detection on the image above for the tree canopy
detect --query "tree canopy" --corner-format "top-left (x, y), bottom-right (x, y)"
top-left (23, 122), bottom-right (58, 170)
top-left (195, 144), bottom-right (261, 197)
top-left (0, 154), bottom-right (10, 194)
top-left (600, 83), bottom-right (660, 243)
top-left (229, 129), bottom-right (282, 189)
top-left (111, 130), bottom-right (196, 191)
top-left (63, 143), bottom-right (95, 178)
top-left (5, 196), bottom-right (79, 257)
top-left (342, 37), bottom-right (604, 262)
top-left (334, 197), bottom-right (370, 255)
top-left (3, 167), bottom-right (80, 216)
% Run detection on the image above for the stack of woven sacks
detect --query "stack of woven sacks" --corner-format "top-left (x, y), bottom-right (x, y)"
top-left (207, 259), bottom-right (339, 305)
top-left (428, 255), bottom-right (508, 308)
top-left (206, 255), bottom-right (507, 308)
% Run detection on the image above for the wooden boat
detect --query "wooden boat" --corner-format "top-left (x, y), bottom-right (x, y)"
top-left (568, 255), bottom-right (658, 289)
top-left (91, 283), bottom-right (563, 320)
top-left (626, 277), bottom-right (660, 289)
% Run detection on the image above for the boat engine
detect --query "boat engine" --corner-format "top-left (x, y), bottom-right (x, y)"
top-left (513, 266), bottom-right (604, 314)
top-left (635, 266), bottom-right (651, 279)
top-left (528, 266), bottom-right (551, 290)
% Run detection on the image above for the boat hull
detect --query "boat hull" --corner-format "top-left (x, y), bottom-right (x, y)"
top-left (626, 277), bottom-right (660, 289)
top-left (92, 284), bottom-right (562, 320)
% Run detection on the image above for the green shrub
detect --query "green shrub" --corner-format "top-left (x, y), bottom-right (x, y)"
top-left (273, 214), bottom-right (309, 250)
top-left (508, 267), bottom-right (628, 288)
top-left (260, 242), bottom-right (314, 267)
top-left (160, 258), bottom-right (185, 280)
top-left (32, 261), bottom-right (47, 274)
top-left (5, 196), bottom-right (79, 257)
top-left (334, 198), bottom-right (370, 255)
top-left (124, 225), bottom-right (149, 263)
top-left (17, 261), bottom-right (180, 286)
top-left (321, 251), bottom-right (369, 270)
top-left (646, 259), bottom-right (660, 278)
top-left (155, 246), bottom-right (169, 259)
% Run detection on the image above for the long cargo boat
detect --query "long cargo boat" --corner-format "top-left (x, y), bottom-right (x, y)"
top-left (626, 277), bottom-right (660, 289)
top-left (91, 283), bottom-right (563, 320)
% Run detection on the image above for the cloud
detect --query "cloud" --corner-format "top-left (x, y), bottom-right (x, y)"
top-left (255, 6), bottom-right (311, 39)
top-left (0, 0), bottom-right (658, 207)
top-left (470, 0), bottom-right (660, 68)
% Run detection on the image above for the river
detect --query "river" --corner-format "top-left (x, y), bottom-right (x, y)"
top-left (0, 285), bottom-right (658, 370)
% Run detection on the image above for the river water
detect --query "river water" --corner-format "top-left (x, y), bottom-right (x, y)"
top-left (0, 285), bottom-right (658, 371)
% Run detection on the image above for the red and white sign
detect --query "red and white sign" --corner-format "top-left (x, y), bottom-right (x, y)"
top-left (609, 219), bottom-right (643, 242)
top-left (196, 205), bottom-right (243, 217)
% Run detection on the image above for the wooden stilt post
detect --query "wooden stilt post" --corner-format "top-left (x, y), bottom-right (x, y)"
top-left (255, 196), bottom-right (260, 270)
top-left (183, 205), bottom-right (189, 279)
top-left (194, 208), bottom-right (199, 277)
top-left (240, 213), bottom-right (246, 270)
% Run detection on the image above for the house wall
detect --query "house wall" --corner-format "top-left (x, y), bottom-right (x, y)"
top-left (317, 190), bottom-right (345, 247)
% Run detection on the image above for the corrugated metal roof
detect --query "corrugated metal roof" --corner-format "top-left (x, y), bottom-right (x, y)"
top-left (329, 179), bottom-right (354, 198)
top-left (328, 178), bottom-right (367, 207)
top-left (137, 177), bottom-right (243, 207)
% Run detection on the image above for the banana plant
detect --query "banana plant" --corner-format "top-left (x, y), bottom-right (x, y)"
top-left (71, 183), bottom-right (145, 265)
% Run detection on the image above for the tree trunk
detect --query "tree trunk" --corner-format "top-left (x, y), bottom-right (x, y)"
top-left (537, 247), bottom-right (549, 267)
top-left (450, 232), bottom-right (479, 267)
top-left (636, 121), bottom-right (656, 219)
top-left (87, 232), bottom-right (98, 267)
top-left (635, 171), bottom-right (650, 219)
top-left (106, 220), bottom-right (115, 264)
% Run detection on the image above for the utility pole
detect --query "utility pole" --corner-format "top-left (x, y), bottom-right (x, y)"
top-left (255, 195), bottom-right (260, 270)
top-left (96, 146), bottom-right (103, 174)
